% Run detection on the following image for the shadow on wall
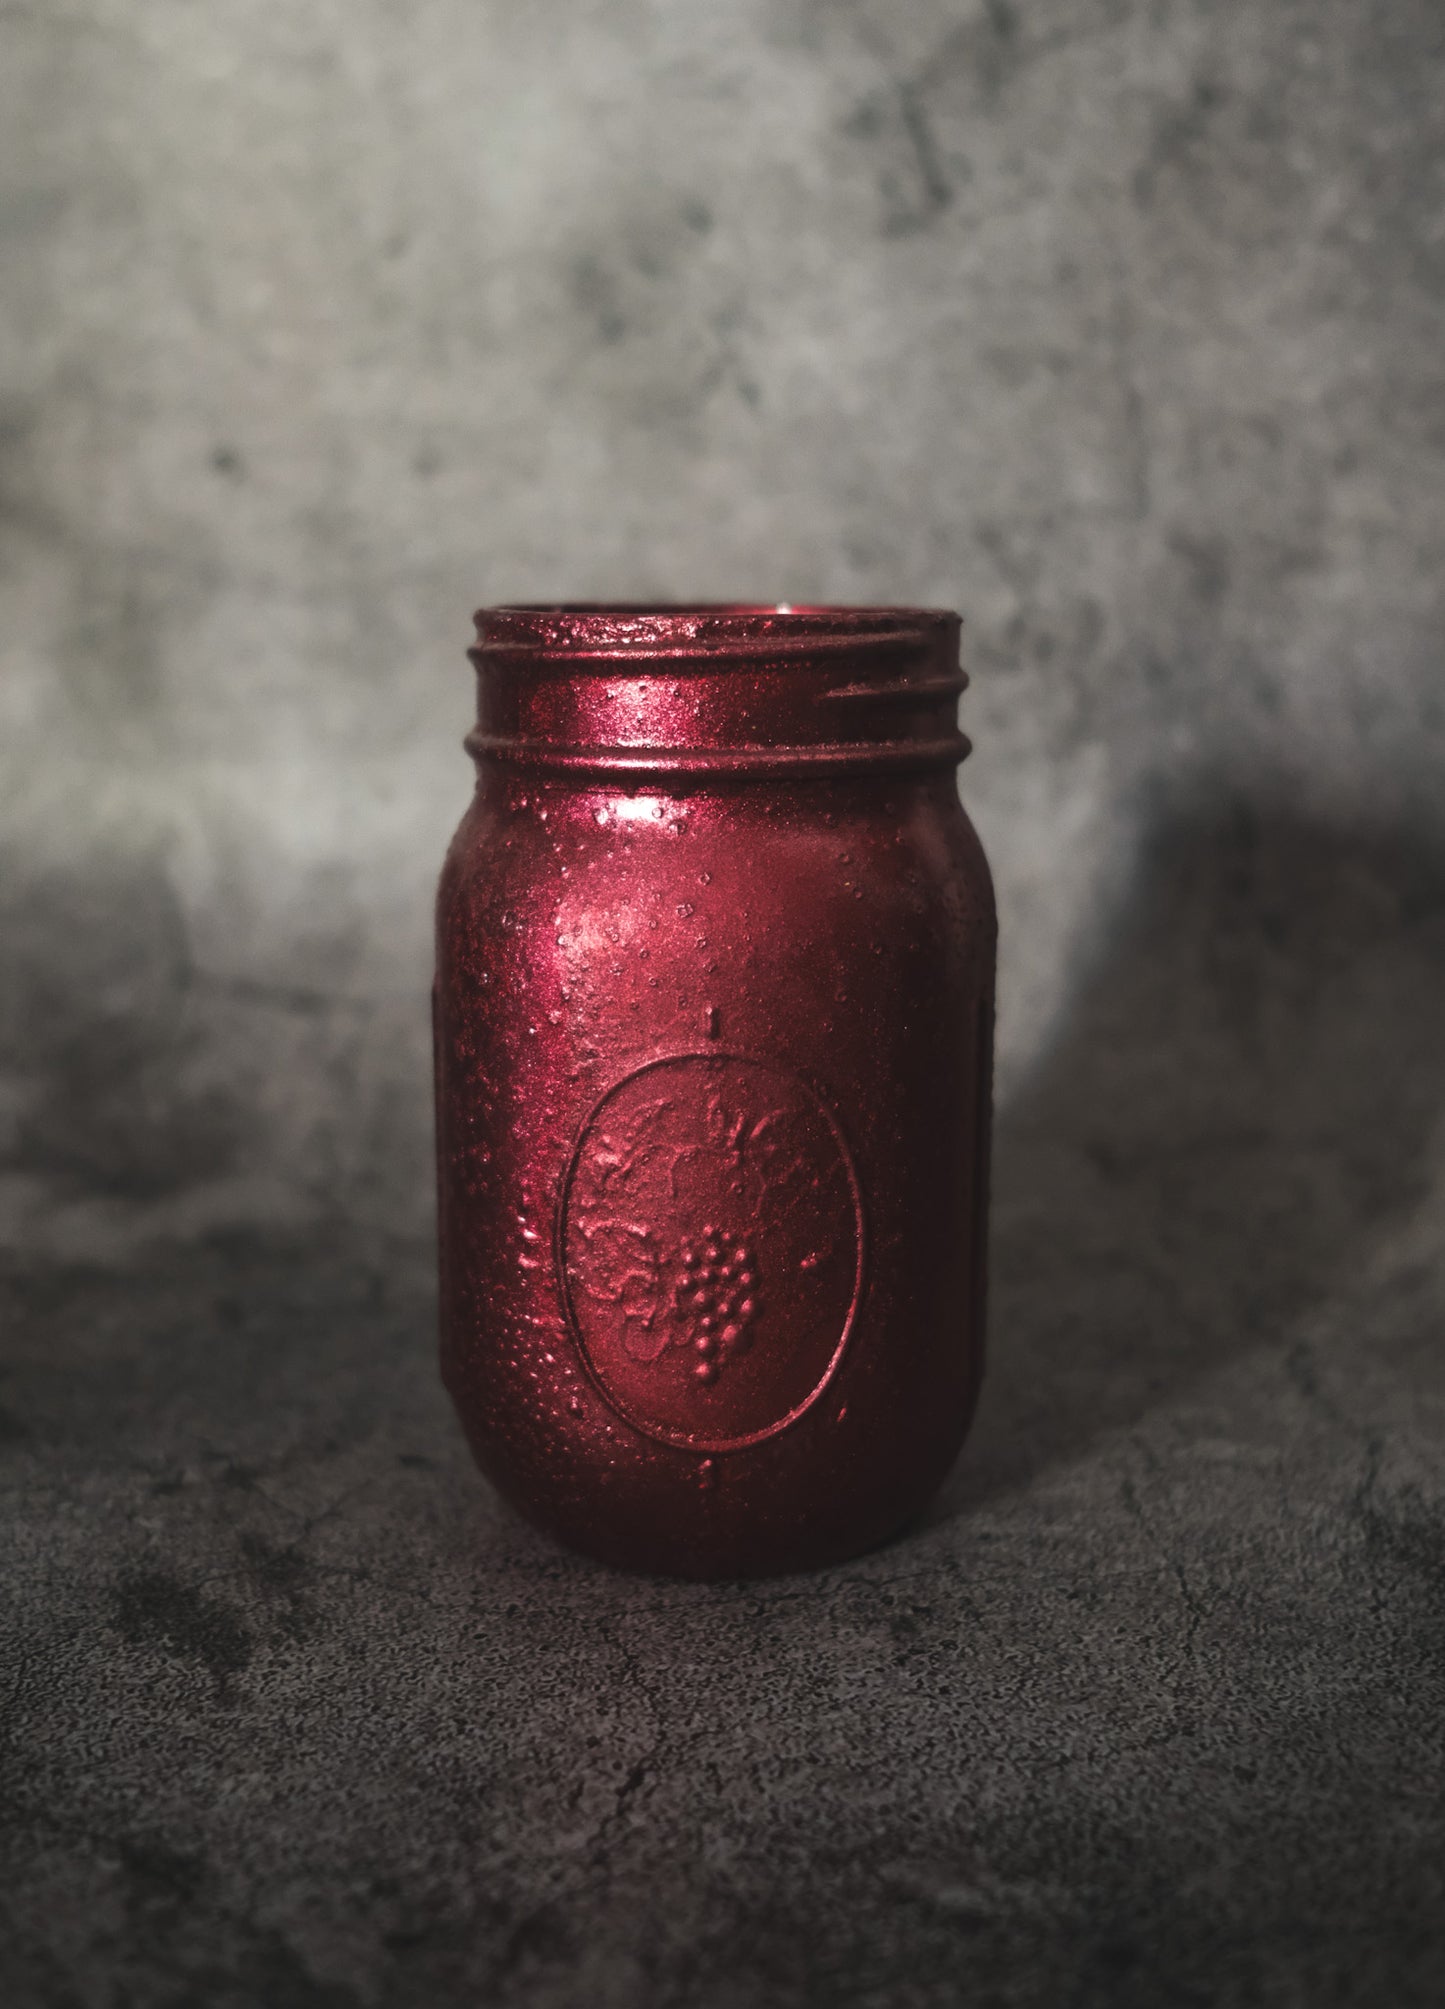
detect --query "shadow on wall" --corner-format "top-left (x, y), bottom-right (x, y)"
top-left (0, 847), bottom-right (433, 1256)
top-left (945, 793), bottom-right (1445, 1512)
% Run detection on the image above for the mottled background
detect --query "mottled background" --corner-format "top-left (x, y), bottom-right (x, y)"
top-left (2, 2), bottom-right (1443, 2004)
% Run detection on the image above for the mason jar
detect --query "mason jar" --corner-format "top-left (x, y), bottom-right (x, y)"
top-left (434, 606), bottom-right (995, 1577)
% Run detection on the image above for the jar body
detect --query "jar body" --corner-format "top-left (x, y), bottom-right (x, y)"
top-left (435, 609), bottom-right (995, 1578)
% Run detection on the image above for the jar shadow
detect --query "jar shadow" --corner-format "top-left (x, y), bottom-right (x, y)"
top-left (934, 792), bottom-right (1445, 1517)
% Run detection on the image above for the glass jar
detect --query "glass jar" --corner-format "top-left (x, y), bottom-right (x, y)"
top-left (434, 606), bottom-right (995, 1577)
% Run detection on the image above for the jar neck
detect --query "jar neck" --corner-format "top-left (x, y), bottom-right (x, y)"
top-left (466, 605), bottom-right (969, 779)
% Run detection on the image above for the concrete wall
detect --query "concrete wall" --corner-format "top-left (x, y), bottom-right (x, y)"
top-left (3, 0), bottom-right (1442, 1256)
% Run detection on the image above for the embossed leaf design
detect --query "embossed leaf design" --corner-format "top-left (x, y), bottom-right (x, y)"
top-left (571, 1219), bottom-right (668, 1357)
top-left (667, 1141), bottom-right (762, 1221)
top-left (578, 1096), bottom-right (678, 1201)
top-left (700, 1089), bottom-right (748, 1153)
top-left (745, 1109), bottom-right (814, 1194)
top-left (565, 1056), bottom-right (860, 1421)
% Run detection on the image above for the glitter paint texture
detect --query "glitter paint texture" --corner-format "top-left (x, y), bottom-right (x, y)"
top-left (435, 606), bottom-right (996, 1576)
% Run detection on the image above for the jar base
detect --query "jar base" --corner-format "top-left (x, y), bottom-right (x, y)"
top-left (472, 1457), bottom-right (958, 1583)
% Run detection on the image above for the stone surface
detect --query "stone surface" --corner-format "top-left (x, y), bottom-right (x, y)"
top-left (2, 1), bottom-right (1444, 2002)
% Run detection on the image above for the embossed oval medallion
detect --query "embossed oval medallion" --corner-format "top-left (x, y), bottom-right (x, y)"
top-left (559, 1053), bottom-right (865, 1451)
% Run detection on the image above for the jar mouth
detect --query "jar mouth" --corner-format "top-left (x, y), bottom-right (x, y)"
top-left (476, 604), bottom-right (958, 660)
top-left (468, 603), bottom-right (969, 776)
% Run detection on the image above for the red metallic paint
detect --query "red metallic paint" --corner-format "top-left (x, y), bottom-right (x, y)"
top-left (435, 606), bottom-right (995, 1577)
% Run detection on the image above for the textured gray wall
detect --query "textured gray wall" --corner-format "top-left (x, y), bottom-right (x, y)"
top-left (4, 0), bottom-right (1442, 1256)
top-left (4, 5), bottom-right (1445, 2005)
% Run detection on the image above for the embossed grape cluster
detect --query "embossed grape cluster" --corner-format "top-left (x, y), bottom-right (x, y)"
top-left (673, 1225), bottom-right (759, 1383)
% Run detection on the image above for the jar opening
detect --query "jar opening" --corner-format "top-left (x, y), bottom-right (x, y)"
top-left (467, 603), bottom-right (969, 777)
top-left (476, 604), bottom-right (958, 660)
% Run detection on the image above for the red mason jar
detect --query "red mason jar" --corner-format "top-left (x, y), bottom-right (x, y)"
top-left (434, 606), bottom-right (995, 1578)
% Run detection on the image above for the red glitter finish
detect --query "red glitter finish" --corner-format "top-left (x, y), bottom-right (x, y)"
top-left (435, 606), bottom-right (996, 1578)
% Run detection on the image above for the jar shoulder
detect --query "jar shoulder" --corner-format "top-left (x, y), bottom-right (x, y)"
top-left (441, 781), bottom-right (991, 896)
top-left (436, 782), bottom-right (994, 1005)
